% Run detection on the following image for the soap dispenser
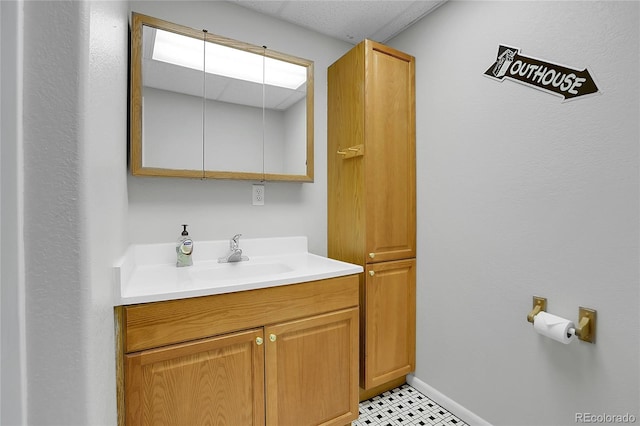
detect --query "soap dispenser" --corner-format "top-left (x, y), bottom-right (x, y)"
top-left (176, 224), bottom-right (193, 267)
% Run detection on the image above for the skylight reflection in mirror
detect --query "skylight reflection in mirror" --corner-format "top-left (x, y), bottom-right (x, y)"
top-left (151, 29), bottom-right (306, 90)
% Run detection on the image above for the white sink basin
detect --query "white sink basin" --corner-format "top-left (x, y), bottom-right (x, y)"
top-left (189, 261), bottom-right (293, 282)
top-left (114, 236), bottom-right (362, 305)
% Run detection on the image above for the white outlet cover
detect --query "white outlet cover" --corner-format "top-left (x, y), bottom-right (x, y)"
top-left (252, 184), bottom-right (265, 205)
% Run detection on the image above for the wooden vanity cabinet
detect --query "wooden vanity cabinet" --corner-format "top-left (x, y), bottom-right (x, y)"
top-left (265, 309), bottom-right (359, 425)
top-left (125, 328), bottom-right (265, 425)
top-left (327, 39), bottom-right (416, 393)
top-left (116, 275), bottom-right (359, 426)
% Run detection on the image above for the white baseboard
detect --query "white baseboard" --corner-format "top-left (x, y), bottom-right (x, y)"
top-left (406, 374), bottom-right (493, 426)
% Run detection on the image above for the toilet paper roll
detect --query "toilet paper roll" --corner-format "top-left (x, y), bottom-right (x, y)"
top-left (533, 311), bottom-right (576, 344)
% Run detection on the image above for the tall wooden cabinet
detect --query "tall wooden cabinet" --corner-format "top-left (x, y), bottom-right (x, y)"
top-left (328, 39), bottom-right (416, 392)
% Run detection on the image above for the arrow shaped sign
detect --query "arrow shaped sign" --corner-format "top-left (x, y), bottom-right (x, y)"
top-left (484, 45), bottom-right (600, 101)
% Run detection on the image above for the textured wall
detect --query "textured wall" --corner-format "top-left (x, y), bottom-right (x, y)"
top-left (1, 1), bottom-right (26, 424)
top-left (23, 2), bottom-right (89, 423)
top-left (21, 1), bottom-right (129, 424)
top-left (390, 1), bottom-right (639, 425)
top-left (83, 2), bottom-right (130, 424)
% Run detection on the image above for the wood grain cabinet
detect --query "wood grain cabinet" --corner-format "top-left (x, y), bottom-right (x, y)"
top-left (364, 260), bottom-right (416, 389)
top-left (327, 39), bottom-right (416, 393)
top-left (116, 276), bottom-right (359, 426)
top-left (265, 309), bottom-right (359, 425)
top-left (125, 328), bottom-right (266, 425)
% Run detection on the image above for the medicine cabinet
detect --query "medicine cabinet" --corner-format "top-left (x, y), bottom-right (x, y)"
top-left (130, 13), bottom-right (314, 181)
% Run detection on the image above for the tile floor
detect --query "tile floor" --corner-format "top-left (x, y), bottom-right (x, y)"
top-left (353, 384), bottom-right (468, 426)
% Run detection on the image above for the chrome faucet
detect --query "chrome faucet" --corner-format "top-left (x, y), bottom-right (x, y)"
top-left (218, 234), bottom-right (249, 263)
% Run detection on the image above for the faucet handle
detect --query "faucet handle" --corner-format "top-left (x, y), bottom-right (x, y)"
top-left (231, 234), bottom-right (242, 249)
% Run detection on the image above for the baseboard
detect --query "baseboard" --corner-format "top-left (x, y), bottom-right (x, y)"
top-left (406, 374), bottom-right (492, 426)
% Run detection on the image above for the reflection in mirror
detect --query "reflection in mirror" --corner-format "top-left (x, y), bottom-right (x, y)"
top-left (205, 43), bottom-right (308, 175)
top-left (130, 13), bottom-right (314, 181)
top-left (141, 26), bottom-right (205, 173)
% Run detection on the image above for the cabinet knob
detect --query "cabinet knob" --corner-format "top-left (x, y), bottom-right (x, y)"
top-left (269, 334), bottom-right (277, 342)
top-left (369, 253), bottom-right (375, 259)
top-left (256, 337), bottom-right (263, 345)
top-left (369, 270), bottom-right (375, 276)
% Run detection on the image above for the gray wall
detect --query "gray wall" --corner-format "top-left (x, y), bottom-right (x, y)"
top-left (389, 1), bottom-right (639, 425)
top-left (142, 87), bottom-right (288, 173)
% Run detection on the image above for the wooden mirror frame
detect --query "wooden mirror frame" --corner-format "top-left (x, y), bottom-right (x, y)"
top-left (130, 13), bottom-right (314, 182)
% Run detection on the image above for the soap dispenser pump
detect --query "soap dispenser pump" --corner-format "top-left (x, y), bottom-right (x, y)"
top-left (176, 224), bottom-right (193, 267)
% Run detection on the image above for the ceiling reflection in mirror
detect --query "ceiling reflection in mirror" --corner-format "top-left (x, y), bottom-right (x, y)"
top-left (130, 13), bottom-right (314, 181)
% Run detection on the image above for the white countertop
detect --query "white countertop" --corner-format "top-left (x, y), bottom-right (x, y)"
top-left (114, 236), bottom-right (363, 305)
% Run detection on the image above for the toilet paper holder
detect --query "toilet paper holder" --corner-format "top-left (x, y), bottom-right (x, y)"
top-left (527, 296), bottom-right (597, 343)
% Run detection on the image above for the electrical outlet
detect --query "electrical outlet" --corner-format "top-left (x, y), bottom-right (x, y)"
top-left (252, 184), bottom-right (265, 205)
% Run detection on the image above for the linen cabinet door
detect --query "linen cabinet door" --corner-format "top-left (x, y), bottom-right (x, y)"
top-left (125, 328), bottom-right (265, 426)
top-left (364, 41), bottom-right (416, 264)
top-left (363, 259), bottom-right (416, 389)
top-left (265, 308), bottom-right (359, 426)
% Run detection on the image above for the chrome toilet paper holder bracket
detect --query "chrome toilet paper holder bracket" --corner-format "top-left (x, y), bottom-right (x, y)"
top-left (527, 296), bottom-right (597, 344)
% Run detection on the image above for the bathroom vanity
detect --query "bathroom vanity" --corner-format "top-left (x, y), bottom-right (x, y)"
top-left (114, 237), bottom-right (362, 426)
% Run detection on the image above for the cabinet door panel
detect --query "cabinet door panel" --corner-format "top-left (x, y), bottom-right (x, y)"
top-left (125, 328), bottom-right (265, 426)
top-left (265, 308), bottom-right (359, 426)
top-left (364, 42), bottom-right (416, 263)
top-left (363, 259), bottom-right (416, 389)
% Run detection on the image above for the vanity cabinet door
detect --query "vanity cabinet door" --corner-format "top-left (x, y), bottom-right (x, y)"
top-left (125, 328), bottom-right (265, 426)
top-left (363, 259), bottom-right (416, 389)
top-left (265, 308), bottom-right (359, 426)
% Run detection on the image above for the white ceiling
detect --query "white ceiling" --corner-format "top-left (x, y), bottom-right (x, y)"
top-left (228, 0), bottom-right (447, 44)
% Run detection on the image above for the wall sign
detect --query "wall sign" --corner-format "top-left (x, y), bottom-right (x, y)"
top-left (484, 45), bottom-right (599, 101)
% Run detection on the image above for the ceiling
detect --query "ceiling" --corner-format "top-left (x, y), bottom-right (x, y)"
top-left (228, 0), bottom-right (447, 44)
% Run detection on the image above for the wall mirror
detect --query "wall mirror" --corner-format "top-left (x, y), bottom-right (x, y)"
top-left (130, 13), bottom-right (314, 181)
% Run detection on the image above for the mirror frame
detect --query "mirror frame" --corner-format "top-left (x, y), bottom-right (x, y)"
top-left (130, 13), bottom-right (314, 182)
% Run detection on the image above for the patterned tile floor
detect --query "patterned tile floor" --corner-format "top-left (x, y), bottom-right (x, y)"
top-left (354, 384), bottom-right (468, 426)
